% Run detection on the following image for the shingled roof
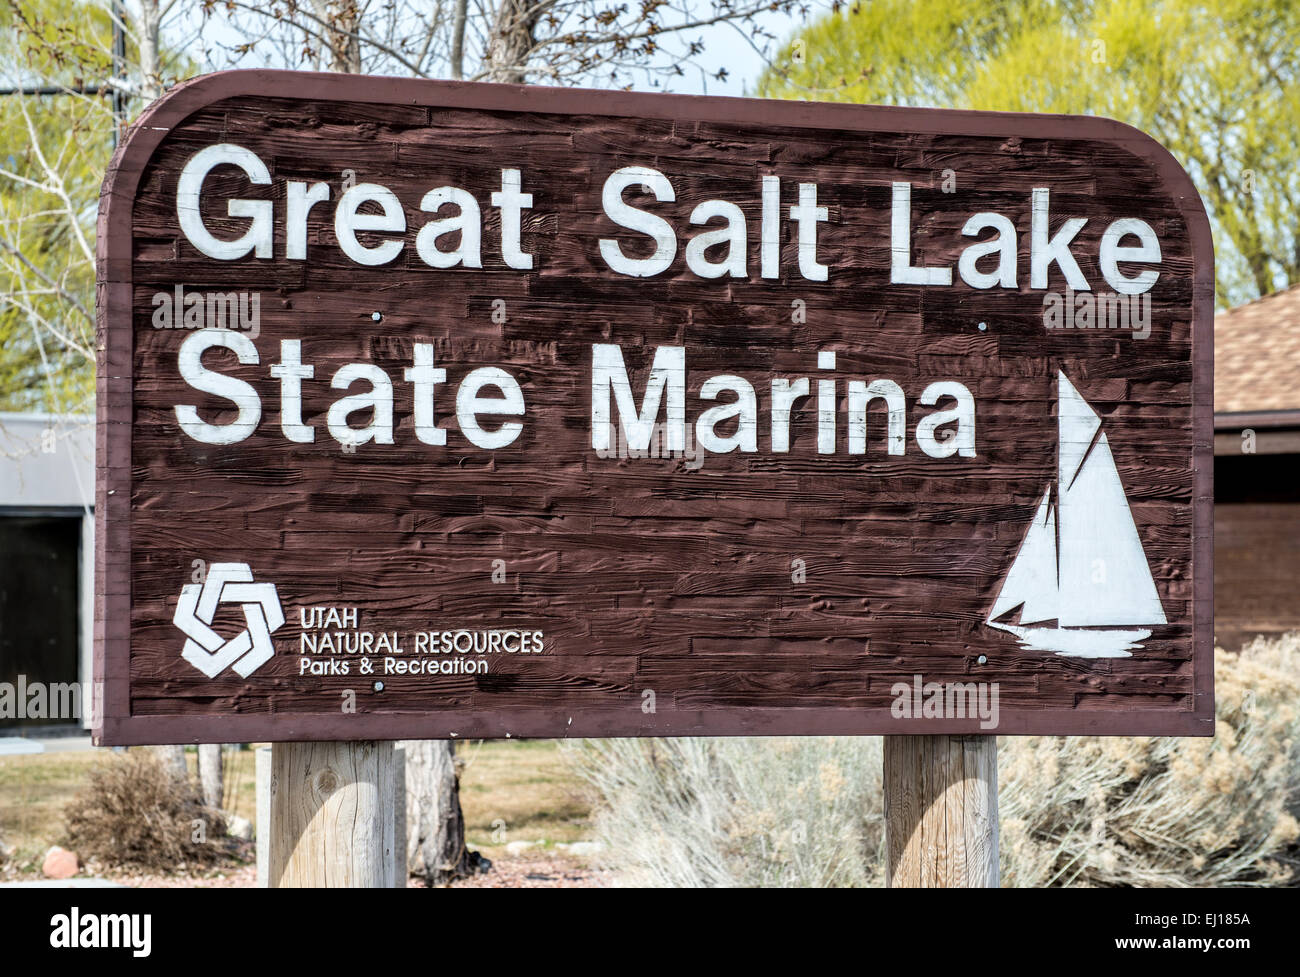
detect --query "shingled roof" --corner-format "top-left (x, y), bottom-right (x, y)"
top-left (1215, 283), bottom-right (1300, 415)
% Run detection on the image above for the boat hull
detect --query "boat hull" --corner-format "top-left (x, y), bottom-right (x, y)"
top-left (987, 622), bottom-right (1152, 658)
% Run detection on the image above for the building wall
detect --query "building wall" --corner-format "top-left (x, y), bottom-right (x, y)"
top-left (1213, 451), bottom-right (1300, 651)
top-left (0, 413), bottom-right (94, 510)
top-left (0, 517), bottom-right (83, 728)
top-left (0, 413), bottom-right (94, 729)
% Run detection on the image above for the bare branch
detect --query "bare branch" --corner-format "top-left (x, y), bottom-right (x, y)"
top-left (0, 238), bottom-right (94, 327)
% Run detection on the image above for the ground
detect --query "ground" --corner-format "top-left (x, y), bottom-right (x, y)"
top-left (0, 739), bottom-right (607, 887)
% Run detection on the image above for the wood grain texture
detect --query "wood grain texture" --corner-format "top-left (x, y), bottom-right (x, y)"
top-left (256, 745), bottom-right (270, 887)
top-left (93, 71), bottom-right (1214, 744)
top-left (268, 740), bottom-right (397, 887)
top-left (884, 734), bottom-right (998, 888)
top-left (393, 746), bottom-right (407, 885)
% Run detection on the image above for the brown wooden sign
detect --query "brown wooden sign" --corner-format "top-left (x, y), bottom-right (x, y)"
top-left (94, 70), bottom-right (1213, 745)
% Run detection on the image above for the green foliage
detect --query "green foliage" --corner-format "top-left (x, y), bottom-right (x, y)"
top-left (758, 0), bottom-right (1300, 307)
top-left (0, 0), bottom-right (118, 411)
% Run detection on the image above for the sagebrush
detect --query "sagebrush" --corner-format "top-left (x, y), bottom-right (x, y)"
top-left (62, 750), bottom-right (232, 871)
top-left (568, 736), bottom-right (885, 887)
top-left (567, 634), bottom-right (1300, 887)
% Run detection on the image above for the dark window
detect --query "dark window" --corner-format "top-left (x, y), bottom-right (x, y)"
top-left (0, 516), bottom-right (81, 728)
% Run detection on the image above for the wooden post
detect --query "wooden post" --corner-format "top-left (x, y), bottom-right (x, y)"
top-left (393, 746), bottom-right (407, 887)
top-left (268, 740), bottom-right (397, 888)
top-left (255, 746), bottom-right (270, 888)
top-left (884, 735), bottom-right (998, 888)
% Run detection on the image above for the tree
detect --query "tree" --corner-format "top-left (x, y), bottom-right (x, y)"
top-left (198, 743), bottom-right (223, 809)
top-left (758, 0), bottom-right (1300, 307)
top-left (403, 739), bottom-right (488, 882)
top-left (197, 0), bottom-right (802, 90)
top-left (1, 0), bottom-right (177, 411)
top-left (0, 0), bottom-right (110, 411)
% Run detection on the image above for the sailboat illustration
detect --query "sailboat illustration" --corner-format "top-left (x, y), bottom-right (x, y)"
top-left (986, 371), bottom-right (1166, 658)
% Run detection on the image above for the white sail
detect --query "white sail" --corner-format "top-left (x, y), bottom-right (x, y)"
top-left (988, 487), bottom-right (1058, 626)
top-left (1057, 372), bottom-right (1102, 490)
top-left (986, 371), bottom-right (1166, 656)
top-left (1057, 430), bottom-right (1166, 627)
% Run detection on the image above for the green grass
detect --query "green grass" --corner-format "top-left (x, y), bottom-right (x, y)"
top-left (0, 740), bottom-right (592, 872)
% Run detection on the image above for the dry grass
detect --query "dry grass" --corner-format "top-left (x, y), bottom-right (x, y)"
top-left (1001, 637), bottom-right (1300, 887)
top-left (569, 634), bottom-right (1300, 888)
top-left (457, 739), bottom-right (594, 860)
top-left (203, 745), bottom-right (260, 824)
top-left (62, 751), bottom-right (234, 871)
top-left (6, 634), bottom-right (1295, 887)
top-left (0, 739), bottom-right (594, 882)
top-left (566, 736), bottom-right (884, 887)
top-left (0, 740), bottom-right (591, 873)
top-left (0, 746), bottom-right (259, 873)
top-left (0, 749), bottom-right (101, 868)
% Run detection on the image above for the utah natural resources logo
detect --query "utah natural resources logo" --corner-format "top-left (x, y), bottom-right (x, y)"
top-left (174, 562), bottom-right (284, 678)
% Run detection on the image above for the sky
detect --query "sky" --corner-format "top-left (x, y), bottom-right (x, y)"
top-left (643, 5), bottom-right (830, 98)
top-left (156, 1), bottom-right (831, 99)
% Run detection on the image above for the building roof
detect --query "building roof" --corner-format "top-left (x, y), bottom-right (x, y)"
top-left (1215, 283), bottom-right (1300, 416)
